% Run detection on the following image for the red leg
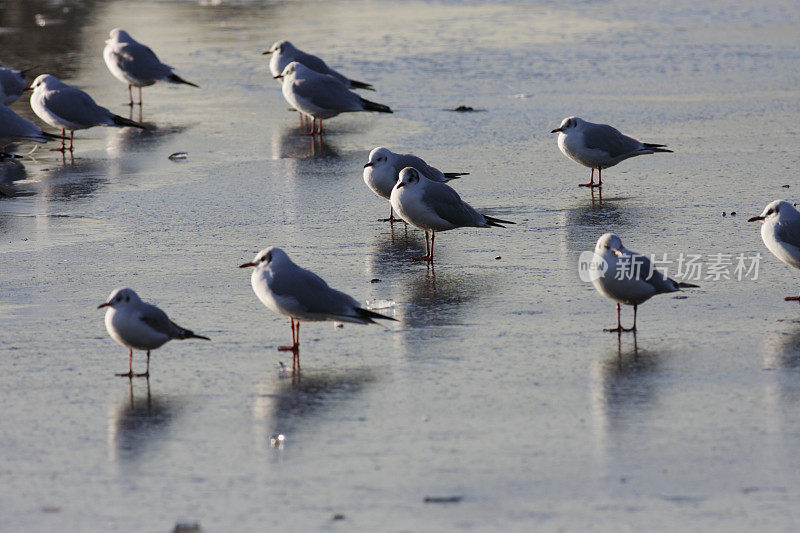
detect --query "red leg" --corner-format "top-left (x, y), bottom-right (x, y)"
top-left (51, 128), bottom-right (66, 152)
top-left (413, 230), bottom-right (434, 262)
top-left (137, 86), bottom-right (142, 106)
top-left (579, 168), bottom-right (595, 187)
top-left (135, 350), bottom-right (150, 377)
top-left (127, 84), bottom-right (133, 106)
top-left (116, 347), bottom-right (135, 377)
top-left (604, 303), bottom-right (624, 332)
top-left (279, 318), bottom-right (300, 351)
top-left (68, 130), bottom-right (74, 152)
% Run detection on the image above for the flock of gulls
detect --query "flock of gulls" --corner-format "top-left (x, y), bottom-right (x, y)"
top-left (2, 30), bottom-right (799, 376)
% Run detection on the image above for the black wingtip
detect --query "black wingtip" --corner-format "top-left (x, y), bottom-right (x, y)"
top-left (111, 114), bottom-right (148, 130)
top-left (676, 282), bottom-right (699, 289)
top-left (349, 79), bottom-right (375, 91)
top-left (168, 73), bottom-right (200, 88)
top-left (357, 307), bottom-right (398, 322)
top-left (359, 97), bottom-right (392, 114)
top-left (443, 172), bottom-right (469, 179)
top-left (484, 215), bottom-right (516, 228)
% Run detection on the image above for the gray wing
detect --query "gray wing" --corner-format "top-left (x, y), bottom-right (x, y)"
top-left (111, 42), bottom-right (173, 80)
top-left (426, 182), bottom-right (486, 227)
top-left (43, 87), bottom-right (111, 126)
top-left (582, 123), bottom-right (643, 158)
top-left (629, 251), bottom-right (678, 294)
top-left (292, 75), bottom-right (360, 111)
top-left (138, 303), bottom-right (178, 337)
top-left (0, 105), bottom-right (46, 140)
top-left (396, 154), bottom-right (446, 181)
top-left (776, 220), bottom-right (800, 249)
top-left (295, 50), bottom-right (349, 85)
top-left (269, 264), bottom-right (360, 316)
top-left (0, 68), bottom-right (25, 96)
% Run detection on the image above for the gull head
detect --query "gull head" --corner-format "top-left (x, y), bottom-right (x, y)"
top-left (748, 200), bottom-right (800, 223)
top-left (239, 246), bottom-right (290, 269)
top-left (364, 147), bottom-right (394, 170)
top-left (107, 28), bottom-right (133, 43)
top-left (264, 39), bottom-right (291, 56)
top-left (550, 116), bottom-right (583, 134)
top-left (98, 287), bottom-right (142, 309)
top-left (594, 233), bottom-right (624, 255)
top-left (30, 74), bottom-right (58, 91)
top-left (395, 167), bottom-right (421, 190)
top-left (275, 61), bottom-right (302, 80)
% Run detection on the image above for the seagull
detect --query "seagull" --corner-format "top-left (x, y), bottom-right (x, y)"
top-left (748, 200), bottom-right (800, 301)
top-left (98, 288), bottom-right (210, 378)
top-left (275, 62), bottom-right (391, 135)
top-left (389, 167), bottom-right (514, 262)
top-left (550, 116), bottom-right (672, 188)
top-left (239, 247), bottom-right (395, 367)
top-left (0, 63), bottom-right (29, 105)
top-left (264, 40), bottom-right (374, 91)
top-left (0, 104), bottom-right (65, 147)
top-left (364, 146), bottom-right (469, 222)
top-left (104, 28), bottom-right (199, 106)
top-left (590, 233), bottom-right (698, 332)
top-left (29, 74), bottom-right (146, 152)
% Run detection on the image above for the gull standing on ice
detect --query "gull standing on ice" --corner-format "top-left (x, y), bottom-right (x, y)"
top-left (0, 104), bottom-right (64, 147)
top-left (29, 74), bottom-right (146, 151)
top-left (551, 116), bottom-right (672, 188)
top-left (0, 63), bottom-right (29, 105)
top-left (275, 62), bottom-right (391, 135)
top-left (389, 167), bottom-right (514, 262)
top-left (748, 200), bottom-right (800, 301)
top-left (364, 146), bottom-right (469, 222)
top-left (590, 233), bottom-right (698, 332)
top-left (104, 28), bottom-right (199, 106)
top-left (264, 40), bottom-right (374, 91)
top-left (239, 247), bottom-right (395, 367)
top-left (98, 288), bottom-right (210, 378)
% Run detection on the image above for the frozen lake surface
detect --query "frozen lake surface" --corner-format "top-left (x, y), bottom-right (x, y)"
top-left (1, 0), bottom-right (800, 530)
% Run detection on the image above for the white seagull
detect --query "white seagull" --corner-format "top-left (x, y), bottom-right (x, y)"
top-left (551, 116), bottom-right (672, 188)
top-left (264, 40), bottom-right (374, 91)
top-left (104, 28), bottom-right (199, 106)
top-left (364, 146), bottom-right (468, 222)
top-left (98, 288), bottom-right (210, 378)
top-left (748, 200), bottom-right (800, 301)
top-left (29, 74), bottom-right (146, 151)
top-left (0, 104), bottom-right (64, 147)
top-left (239, 247), bottom-right (395, 366)
top-left (590, 233), bottom-right (698, 332)
top-left (275, 62), bottom-right (391, 135)
top-left (389, 167), bottom-right (514, 262)
top-left (0, 63), bottom-right (28, 105)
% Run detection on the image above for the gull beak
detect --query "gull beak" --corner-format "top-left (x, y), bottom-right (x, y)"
top-left (550, 128), bottom-right (562, 133)
top-left (273, 74), bottom-right (283, 79)
top-left (611, 248), bottom-right (624, 257)
top-left (97, 302), bottom-right (110, 309)
top-left (747, 215), bottom-right (765, 222)
top-left (395, 182), bottom-right (405, 189)
top-left (23, 86), bottom-right (33, 92)
top-left (262, 50), bottom-right (271, 55)
top-left (239, 262), bottom-right (256, 268)
top-left (364, 162), bottom-right (373, 168)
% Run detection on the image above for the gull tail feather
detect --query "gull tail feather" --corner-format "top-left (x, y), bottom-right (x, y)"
top-left (349, 79), bottom-right (375, 91)
top-left (359, 98), bottom-right (392, 113)
top-left (111, 114), bottom-right (148, 130)
top-left (168, 73), bottom-right (199, 87)
top-left (484, 214), bottom-right (516, 228)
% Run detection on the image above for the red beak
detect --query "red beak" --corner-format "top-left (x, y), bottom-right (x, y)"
top-left (23, 86), bottom-right (33, 92)
top-left (97, 302), bottom-right (110, 309)
top-left (239, 262), bottom-right (256, 268)
top-left (550, 128), bottom-right (562, 133)
top-left (747, 216), bottom-right (765, 222)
